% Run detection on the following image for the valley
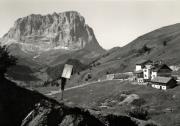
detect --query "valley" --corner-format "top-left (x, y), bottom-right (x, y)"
top-left (1, 9), bottom-right (180, 126)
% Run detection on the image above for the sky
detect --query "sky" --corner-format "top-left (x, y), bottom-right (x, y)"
top-left (0, 0), bottom-right (180, 49)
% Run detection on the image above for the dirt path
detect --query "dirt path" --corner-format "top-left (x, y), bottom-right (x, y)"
top-left (45, 79), bottom-right (123, 96)
top-left (45, 80), bottom-right (100, 96)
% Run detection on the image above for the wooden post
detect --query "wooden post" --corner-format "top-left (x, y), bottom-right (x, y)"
top-left (61, 90), bottom-right (64, 100)
top-left (61, 64), bottom-right (73, 100)
top-left (61, 77), bottom-right (67, 100)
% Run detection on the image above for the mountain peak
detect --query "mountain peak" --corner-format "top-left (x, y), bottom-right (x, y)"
top-left (2, 11), bottom-right (104, 53)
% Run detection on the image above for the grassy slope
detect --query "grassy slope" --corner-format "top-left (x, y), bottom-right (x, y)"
top-left (46, 59), bottom-right (89, 81)
top-left (0, 78), bottom-right (141, 126)
top-left (74, 23), bottom-right (180, 82)
top-left (94, 23), bottom-right (180, 70)
top-left (39, 80), bottom-right (180, 126)
top-left (6, 42), bottom-right (105, 85)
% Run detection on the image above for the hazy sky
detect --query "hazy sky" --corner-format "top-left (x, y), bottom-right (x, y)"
top-left (0, 0), bottom-right (180, 49)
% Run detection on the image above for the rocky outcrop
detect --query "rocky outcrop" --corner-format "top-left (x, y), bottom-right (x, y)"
top-left (20, 99), bottom-right (139, 126)
top-left (2, 11), bottom-right (104, 52)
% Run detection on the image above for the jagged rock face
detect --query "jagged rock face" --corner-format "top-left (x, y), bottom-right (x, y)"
top-left (3, 11), bottom-right (102, 52)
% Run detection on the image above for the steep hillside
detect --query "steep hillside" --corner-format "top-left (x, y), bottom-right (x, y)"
top-left (120, 23), bottom-right (180, 65)
top-left (47, 59), bottom-right (89, 80)
top-left (88, 23), bottom-right (180, 80)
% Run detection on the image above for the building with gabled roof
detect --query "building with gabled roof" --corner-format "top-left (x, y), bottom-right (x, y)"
top-left (151, 76), bottom-right (177, 90)
top-left (134, 70), bottom-right (144, 84)
top-left (135, 59), bottom-right (152, 71)
top-left (134, 60), bottom-right (175, 89)
top-left (151, 64), bottom-right (172, 72)
top-left (134, 59), bottom-right (153, 84)
top-left (151, 64), bottom-right (172, 80)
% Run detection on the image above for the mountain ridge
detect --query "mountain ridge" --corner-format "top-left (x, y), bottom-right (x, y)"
top-left (1, 11), bottom-right (105, 84)
top-left (2, 11), bottom-right (104, 53)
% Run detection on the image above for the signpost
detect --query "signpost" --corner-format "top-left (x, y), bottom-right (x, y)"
top-left (61, 64), bottom-right (73, 79)
top-left (60, 64), bottom-right (73, 100)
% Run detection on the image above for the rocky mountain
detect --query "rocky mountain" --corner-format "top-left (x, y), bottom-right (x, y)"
top-left (0, 11), bottom-right (105, 84)
top-left (2, 11), bottom-right (104, 53)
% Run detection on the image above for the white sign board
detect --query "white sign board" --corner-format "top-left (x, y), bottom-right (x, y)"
top-left (61, 64), bottom-right (73, 79)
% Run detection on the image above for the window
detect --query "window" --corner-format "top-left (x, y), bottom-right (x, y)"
top-left (162, 86), bottom-right (166, 90)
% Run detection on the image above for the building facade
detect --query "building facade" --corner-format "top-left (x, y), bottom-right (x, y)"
top-left (151, 64), bottom-right (172, 79)
top-left (151, 77), bottom-right (177, 90)
top-left (134, 60), bottom-right (176, 89)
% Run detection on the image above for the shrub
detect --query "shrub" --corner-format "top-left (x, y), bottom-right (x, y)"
top-left (138, 45), bottom-right (151, 54)
top-left (106, 71), bottom-right (109, 74)
top-left (43, 80), bottom-right (50, 87)
top-left (131, 98), bottom-right (146, 107)
top-left (127, 107), bottom-right (149, 120)
top-left (87, 74), bottom-right (92, 79)
top-left (163, 40), bottom-right (167, 46)
top-left (96, 62), bottom-right (101, 66)
top-left (0, 45), bottom-right (17, 79)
